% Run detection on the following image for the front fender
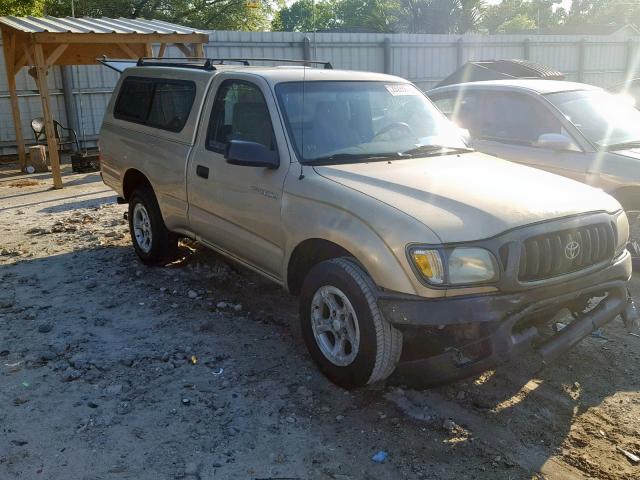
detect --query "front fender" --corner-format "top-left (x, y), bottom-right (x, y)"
top-left (282, 172), bottom-right (442, 297)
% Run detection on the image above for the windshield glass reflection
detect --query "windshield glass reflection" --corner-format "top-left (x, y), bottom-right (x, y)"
top-left (275, 80), bottom-right (467, 163)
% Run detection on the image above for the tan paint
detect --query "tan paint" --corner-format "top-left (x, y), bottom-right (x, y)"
top-left (100, 66), bottom-right (625, 299)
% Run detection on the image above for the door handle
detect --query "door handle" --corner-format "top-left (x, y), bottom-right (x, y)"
top-left (196, 165), bottom-right (209, 179)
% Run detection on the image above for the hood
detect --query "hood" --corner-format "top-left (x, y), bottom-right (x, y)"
top-left (314, 152), bottom-right (621, 243)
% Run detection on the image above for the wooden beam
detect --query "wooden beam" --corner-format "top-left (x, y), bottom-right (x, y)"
top-left (32, 32), bottom-right (209, 45)
top-left (174, 43), bottom-right (192, 57)
top-left (33, 43), bottom-right (63, 189)
top-left (193, 43), bottom-right (204, 57)
top-left (158, 43), bottom-right (167, 58)
top-left (2, 30), bottom-right (27, 170)
top-left (14, 43), bottom-right (33, 72)
top-left (144, 43), bottom-right (153, 57)
top-left (118, 43), bottom-right (138, 59)
top-left (45, 43), bottom-right (68, 66)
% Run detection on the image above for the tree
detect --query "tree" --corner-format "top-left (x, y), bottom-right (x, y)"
top-left (456, 0), bottom-right (486, 34)
top-left (496, 12), bottom-right (537, 32)
top-left (272, 0), bottom-right (401, 32)
top-left (481, 0), bottom-right (566, 34)
top-left (0, 0), bottom-right (45, 16)
top-left (396, 0), bottom-right (485, 34)
top-left (272, 0), bottom-right (339, 31)
top-left (337, 0), bottom-right (401, 32)
top-left (566, 0), bottom-right (640, 31)
top-left (39, 0), bottom-right (275, 31)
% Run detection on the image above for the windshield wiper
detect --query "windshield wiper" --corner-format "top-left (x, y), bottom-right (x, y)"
top-left (604, 140), bottom-right (640, 151)
top-left (400, 145), bottom-right (474, 157)
top-left (303, 152), bottom-right (409, 166)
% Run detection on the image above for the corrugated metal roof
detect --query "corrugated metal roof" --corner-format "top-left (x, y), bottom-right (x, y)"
top-left (0, 16), bottom-right (205, 35)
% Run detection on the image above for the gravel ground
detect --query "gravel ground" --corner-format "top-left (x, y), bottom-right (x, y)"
top-left (1, 165), bottom-right (639, 480)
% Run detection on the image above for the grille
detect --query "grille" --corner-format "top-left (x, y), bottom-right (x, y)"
top-left (518, 223), bottom-right (615, 281)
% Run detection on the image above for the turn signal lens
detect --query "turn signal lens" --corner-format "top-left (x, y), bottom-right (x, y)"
top-left (410, 249), bottom-right (444, 284)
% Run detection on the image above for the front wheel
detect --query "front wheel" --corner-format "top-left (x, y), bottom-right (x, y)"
top-left (299, 257), bottom-right (402, 389)
top-left (625, 210), bottom-right (640, 257)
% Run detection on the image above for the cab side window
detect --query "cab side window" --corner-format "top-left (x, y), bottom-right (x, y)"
top-left (206, 80), bottom-right (276, 153)
top-left (114, 76), bottom-right (195, 132)
top-left (478, 92), bottom-right (563, 145)
top-left (431, 91), bottom-right (483, 137)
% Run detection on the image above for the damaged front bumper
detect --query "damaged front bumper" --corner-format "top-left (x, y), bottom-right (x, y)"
top-left (379, 250), bottom-right (634, 385)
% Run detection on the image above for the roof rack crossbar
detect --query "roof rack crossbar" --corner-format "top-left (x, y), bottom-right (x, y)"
top-left (209, 58), bottom-right (333, 69)
top-left (136, 57), bottom-right (217, 70)
top-left (135, 57), bottom-right (333, 70)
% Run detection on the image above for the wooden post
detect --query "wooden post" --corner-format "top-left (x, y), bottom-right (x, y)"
top-left (144, 43), bottom-right (153, 57)
top-left (33, 43), bottom-right (63, 189)
top-left (193, 43), bottom-right (204, 58)
top-left (1, 30), bottom-right (27, 170)
top-left (158, 43), bottom-right (167, 58)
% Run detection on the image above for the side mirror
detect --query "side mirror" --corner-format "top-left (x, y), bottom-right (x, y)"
top-left (225, 140), bottom-right (279, 169)
top-left (457, 127), bottom-right (471, 143)
top-left (535, 133), bottom-right (574, 151)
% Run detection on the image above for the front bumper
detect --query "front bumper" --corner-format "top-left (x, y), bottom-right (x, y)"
top-left (380, 251), bottom-right (633, 385)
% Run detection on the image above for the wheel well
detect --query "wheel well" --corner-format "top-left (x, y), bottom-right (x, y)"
top-left (612, 186), bottom-right (640, 210)
top-left (287, 239), bottom-right (356, 295)
top-left (122, 169), bottom-right (151, 201)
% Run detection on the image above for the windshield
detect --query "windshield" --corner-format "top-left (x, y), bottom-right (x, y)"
top-left (275, 81), bottom-right (467, 164)
top-left (545, 89), bottom-right (640, 149)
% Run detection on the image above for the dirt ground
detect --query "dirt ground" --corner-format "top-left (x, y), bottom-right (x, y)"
top-left (1, 164), bottom-right (639, 480)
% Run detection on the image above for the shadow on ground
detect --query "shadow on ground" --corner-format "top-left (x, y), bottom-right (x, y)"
top-left (1, 201), bottom-right (638, 478)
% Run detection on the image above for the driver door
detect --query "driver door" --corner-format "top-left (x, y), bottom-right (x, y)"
top-left (187, 75), bottom-right (291, 280)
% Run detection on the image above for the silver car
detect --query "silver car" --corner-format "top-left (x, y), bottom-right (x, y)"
top-left (428, 79), bottom-right (640, 260)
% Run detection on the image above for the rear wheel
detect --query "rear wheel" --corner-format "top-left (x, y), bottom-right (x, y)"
top-left (299, 257), bottom-right (402, 389)
top-left (128, 187), bottom-right (178, 265)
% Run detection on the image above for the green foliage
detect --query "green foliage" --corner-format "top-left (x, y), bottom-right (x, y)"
top-left (566, 0), bottom-right (640, 31)
top-left (481, 0), bottom-right (566, 34)
top-left (4, 0), bottom-right (640, 34)
top-left (397, 0), bottom-right (486, 34)
top-left (495, 13), bottom-right (537, 32)
top-left (272, 0), bottom-right (484, 33)
top-left (272, 0), bottom-right (339, 31)
top-left (0, 0), bottom-right (45, 16)
top-left (37, 0), bottom-right (274, 31)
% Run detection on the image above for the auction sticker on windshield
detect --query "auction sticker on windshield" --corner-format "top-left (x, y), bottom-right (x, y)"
top-left (385, 84), bottom-right (420, 96)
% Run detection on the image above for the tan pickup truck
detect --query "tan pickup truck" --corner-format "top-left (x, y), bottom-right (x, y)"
top-left (100, 58), bottom-right (636, 389)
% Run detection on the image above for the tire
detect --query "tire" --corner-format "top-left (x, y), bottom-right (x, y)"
top-left (128, 186), bottom-right (178, 266)
top-left (619, 199), bottom-right (640, 270)
top-left (299, 257), bottom-right (402, 389)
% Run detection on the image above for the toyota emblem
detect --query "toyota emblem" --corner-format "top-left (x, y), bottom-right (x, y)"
top-left (565, 240), bottom-right (580, 260)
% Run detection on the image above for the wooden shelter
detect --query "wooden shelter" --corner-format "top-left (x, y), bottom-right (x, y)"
top-left (0, 16), bottom-right (208, 188)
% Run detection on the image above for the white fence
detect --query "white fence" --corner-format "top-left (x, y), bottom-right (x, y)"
top-left (1, 30), bottom-right (639, 156)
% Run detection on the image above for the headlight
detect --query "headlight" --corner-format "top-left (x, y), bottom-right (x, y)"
top-left (409, 246), bottom-right (498, 286)
top-left (615, 212), bottom-right (630, 253)
top-left (448, 248), bottom-right (498, 284)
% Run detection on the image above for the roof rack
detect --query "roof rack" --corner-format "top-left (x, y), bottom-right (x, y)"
top-left (135, 57), bottom-right (333, 70)
top-left (211, 58), bottom-right (333, 69)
